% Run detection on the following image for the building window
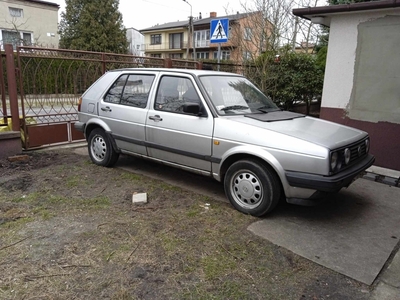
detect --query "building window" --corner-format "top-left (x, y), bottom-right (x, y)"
top-left (244, 28), bottom-right (252, 40)
top-left (243, 51), bottom-right (252, 61)
top-left (169, 33), bottom-right (182, 49)
top-left (2, 30), bottom-right (20, 47)
top-left (213, 51), bottom-right (230, 60)
top-left (150, 34), bottom-right (161, 45)
top-left (9, 7), bottom-right (23, 18)
top-left (1, 30), bottom-right (31, 49)
top-left (22, 32), bottom-right (32, 45)
top-left (194, 30), bottom-right (210, 48)
top-left (196, 52), bottom-right (209, 59)
top-left (150, 53), bottom-right (161, 58)
top-left (169, 53), bottom-right (182, 59)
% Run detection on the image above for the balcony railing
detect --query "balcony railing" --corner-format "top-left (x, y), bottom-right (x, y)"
top-left (144, 40), bottom-right (215, 50)
top-left (143, 42), bottom-right (188, 51)
top-left (195, 40), bottom-right (210, 48)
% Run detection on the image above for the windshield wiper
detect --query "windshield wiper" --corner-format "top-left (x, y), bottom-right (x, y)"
top-left (256, 106), bottom-right (281, 113)
top-left (220, 105), bottom-right (249, 111)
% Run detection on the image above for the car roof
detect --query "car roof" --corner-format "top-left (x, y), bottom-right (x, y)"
top-left (107, 68), bottom-right (242, 77)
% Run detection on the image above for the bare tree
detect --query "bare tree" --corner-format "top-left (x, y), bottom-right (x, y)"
top-left (224, 0), bottom-right (322, 92)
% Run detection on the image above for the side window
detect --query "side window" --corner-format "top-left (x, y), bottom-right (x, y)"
top-left (155, 76), bottom-right (201, 113)
top-left (155, 76), bottom-right (181, 112)
top-left (104, 75), bottom-right (128, 104)
top-left (121, 74), bottom-right (155, 108)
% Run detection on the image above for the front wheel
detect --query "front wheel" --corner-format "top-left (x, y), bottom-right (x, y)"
top-left (87, 128), bottom-right (119, 167)
top-left (224, 159), bottom-right (281, 217)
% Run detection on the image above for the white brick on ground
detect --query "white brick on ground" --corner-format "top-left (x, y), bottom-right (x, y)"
top-left (132, 193), bottom-right (147, 204)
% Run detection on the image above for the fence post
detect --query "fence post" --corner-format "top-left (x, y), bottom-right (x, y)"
top-left (164, 58), bottom-right (173, 68)
top-left (102, 53), bottom-right (106, 74)
top-left (5, 44), bottom-right (19, 132)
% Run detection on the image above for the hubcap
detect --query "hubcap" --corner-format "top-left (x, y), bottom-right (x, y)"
top-left (91, 134), bottom-right (107, 162)
top-left (230, 170), bottom-right (263, 209)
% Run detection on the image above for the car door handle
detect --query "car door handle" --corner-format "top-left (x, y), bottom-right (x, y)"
top-left (101, 106), bottom-right (112, 112)
top-left (149, 115), bottom-right (163, 122)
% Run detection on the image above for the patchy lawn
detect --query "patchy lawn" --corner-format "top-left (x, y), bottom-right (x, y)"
top-left (0, 149), bottom-right (370, 299)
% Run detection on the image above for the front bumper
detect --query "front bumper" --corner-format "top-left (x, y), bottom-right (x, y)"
top-left (285, 154), bottom-right (375, 193)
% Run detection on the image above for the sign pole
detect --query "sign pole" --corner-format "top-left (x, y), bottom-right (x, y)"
top-left (217, 43), bottom-right (221, 71)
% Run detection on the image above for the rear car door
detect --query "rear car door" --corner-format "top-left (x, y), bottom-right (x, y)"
top-left (98, 72), bottom-right (155, 155)
top-left (145, 74), bottom-right (214, 172)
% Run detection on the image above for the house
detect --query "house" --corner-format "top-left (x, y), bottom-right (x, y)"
top-left (293, 0), bottom-right (400, 171)
top-left (294, 41), bottom-right (315, 54)
top-left (140, 11), bottom-right (270, 63)
top-left (126, 28), bottom-right (145, 56)
top-left (140, 20), bottom-right (188, 59)
top-left (0, 0), bottom-right (59, 49)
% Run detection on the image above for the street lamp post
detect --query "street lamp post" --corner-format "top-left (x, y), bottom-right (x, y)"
top-left (183, 0), bottom-right (196, 60)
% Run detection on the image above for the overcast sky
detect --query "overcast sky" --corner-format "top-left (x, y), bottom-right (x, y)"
top-left (51, 0), bottom-right (245, 30)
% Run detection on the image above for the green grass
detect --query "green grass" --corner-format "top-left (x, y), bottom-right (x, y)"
top-left (66, 175), bottom-right (81, 188)
top-left (119, 173), bottom-right (142, 181)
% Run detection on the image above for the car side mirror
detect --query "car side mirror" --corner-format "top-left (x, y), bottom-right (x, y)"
top-left (183, 102), bottom-right (203, 116)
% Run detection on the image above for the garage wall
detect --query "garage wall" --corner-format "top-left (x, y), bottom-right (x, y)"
top-left (321, 8), bottom-right (400, 171)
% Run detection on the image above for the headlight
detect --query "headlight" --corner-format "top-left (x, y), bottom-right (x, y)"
top-left (344, 148), bottom-right (351, 165)
top-left (365, 139), bottom-right (370, 153)
top-left (330, 152), bottom-right (338, 170)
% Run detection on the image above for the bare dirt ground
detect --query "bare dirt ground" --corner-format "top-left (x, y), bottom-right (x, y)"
top-left (0, 149), bottom-right (371, 299)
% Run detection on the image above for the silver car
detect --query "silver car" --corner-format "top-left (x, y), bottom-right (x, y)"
top-left (75, 68), bottom-right (374, 216)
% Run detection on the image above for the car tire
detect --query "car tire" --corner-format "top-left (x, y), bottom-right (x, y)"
top-left (87, 128), bottom-right (119, 167)
top-left (224, 159), bottom-right (281, 217)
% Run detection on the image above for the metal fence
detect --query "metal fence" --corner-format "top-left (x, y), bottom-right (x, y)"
top-left (14, 46), bottom-right (203, 149)
top-left (0, 45), bottom-right (251, 149)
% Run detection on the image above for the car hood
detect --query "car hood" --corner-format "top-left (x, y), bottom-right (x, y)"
top-left (222, 111), bottom-right (367, 150)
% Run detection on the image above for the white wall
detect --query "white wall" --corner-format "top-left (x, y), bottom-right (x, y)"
top-left (322, 9), bottom-right (400, 109)
top-left (126, 28), bottom-right (144, 56)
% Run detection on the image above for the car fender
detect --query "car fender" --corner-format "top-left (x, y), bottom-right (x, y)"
top-left (84, 118), bottom-right (121, 153)
top-left (84, 117), bottom-right (112, 135)
top-left (218, 145), bottom-right (290, 190)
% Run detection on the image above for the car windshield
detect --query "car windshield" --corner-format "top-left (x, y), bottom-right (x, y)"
top-left (199, 75), bottom-right (278, 115)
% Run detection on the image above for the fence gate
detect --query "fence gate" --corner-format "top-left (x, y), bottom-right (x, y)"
top-left (16, 47), bottom-right (106, 149)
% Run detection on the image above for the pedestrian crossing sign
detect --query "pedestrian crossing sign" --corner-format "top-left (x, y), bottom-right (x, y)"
top-left (210, 18), bottom-right (229, 43)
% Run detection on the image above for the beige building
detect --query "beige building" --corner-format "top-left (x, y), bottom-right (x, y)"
top-left (140, 11), bottom-right (270, 63)
top-left (0, 0), bottom-right (59, 49)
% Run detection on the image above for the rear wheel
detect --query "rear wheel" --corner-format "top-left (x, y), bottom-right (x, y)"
top-left (87, 128), bottom-right (119, 167)
top-left (224, 159), bottom-right (281, 217)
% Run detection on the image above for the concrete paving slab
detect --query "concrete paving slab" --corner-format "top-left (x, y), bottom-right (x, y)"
top-left (381, 249), bottom-right (400, 288)
top-left (369, 282), bottom-right (400, 300)
top-left (248, 179), bottom-right (400, 285)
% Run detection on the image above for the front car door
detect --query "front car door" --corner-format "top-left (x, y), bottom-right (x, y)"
top-left (145, 74), bottom-right (214, 172)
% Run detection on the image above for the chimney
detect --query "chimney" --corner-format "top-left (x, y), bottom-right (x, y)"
top-left (210, 12), bottom-right (217, 18)
top-left (199, 12), bottom-right (202, 19)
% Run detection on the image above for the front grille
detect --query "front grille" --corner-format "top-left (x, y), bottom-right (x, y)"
top-left (331, 138), bottom-right (369, 174)
top-left (349, 141), bottom-right (367, 164)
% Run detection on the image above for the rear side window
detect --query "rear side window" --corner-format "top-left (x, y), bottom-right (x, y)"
top-left (104, 74), bottom-right (155, 108)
